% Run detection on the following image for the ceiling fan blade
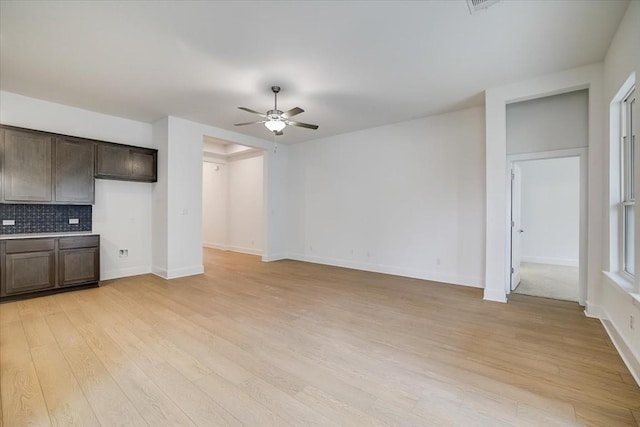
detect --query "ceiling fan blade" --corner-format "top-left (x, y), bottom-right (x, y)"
top-left (281, 107), bottom-right (304, 119)
top-left (234, 120), bottom-right (265, 126)
top-left (287, 120), bottom-right (319, 130)
top-left (238, 107), bottom-right (266, 117)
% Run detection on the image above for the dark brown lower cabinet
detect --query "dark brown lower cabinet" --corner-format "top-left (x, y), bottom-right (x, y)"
top-left (0, 235), bottom-right (100, 301)
top-left (59, 247), bottom-right (99, 287)
top-left (4, 251), bottom-right (56, 295)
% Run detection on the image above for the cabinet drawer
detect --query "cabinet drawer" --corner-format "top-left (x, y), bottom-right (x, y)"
top-left (5, 238), bottom-right (55, 254)
top-left (59, 235), bottom-right (99, 249)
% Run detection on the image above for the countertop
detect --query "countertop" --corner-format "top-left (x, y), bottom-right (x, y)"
top-left (0, 232), bottom-right (98, 240)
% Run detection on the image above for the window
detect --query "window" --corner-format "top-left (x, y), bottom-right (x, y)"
top-left (622, 87), bottom-right (636, 277)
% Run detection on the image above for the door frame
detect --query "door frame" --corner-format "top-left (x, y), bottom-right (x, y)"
top-left (506, 147), bottom-right (588, 305)
top-left (510, 163), bottom-right (523, 291)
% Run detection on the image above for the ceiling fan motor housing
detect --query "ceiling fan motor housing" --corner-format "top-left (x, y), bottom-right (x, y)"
top-left (267, 109), bottom-right (283, 120)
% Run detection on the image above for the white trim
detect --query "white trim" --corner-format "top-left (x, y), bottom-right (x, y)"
top-left (600, 317), bottom-right (640, 386)
top-left (203, 242), bottom-right (229, 251)
top-left (165, 265), bottom-right (204, 279)
top-left (101, 265), bottom-right (152, 281)
top-left (152, 264), bottom-right (204, 279)
top-left (603, 270), bottom-right (637, 296)
top-left (520, 256), bottom-right (579, 267)
top-left (151, 266), bottom-right (168, 278)
top-left (202, 244), bottom-right (263, 256)
top-left (483, 288), bottom-right (508, 303)
top-left (485, 63), bottom-right (603, 305)
top-left (507, 147), bottom-right (586, 162)
top-left (584, 301), bottom-right (604, 319)
top-left (507, 147), bottom-right (588, 306)
top-left (226, 246), bottom-right (262, 256)
top-left (288, 253), bottom-right (484, 289)
top-left (262, 253), bottom-right (287, 262)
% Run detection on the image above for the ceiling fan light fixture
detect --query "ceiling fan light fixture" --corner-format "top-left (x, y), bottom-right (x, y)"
top-left (265, 120), bottom-right (286, 132)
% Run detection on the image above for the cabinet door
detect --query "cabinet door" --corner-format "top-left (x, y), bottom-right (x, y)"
top-left (3, 129), bottom-right (52, 202)
top-left (59, 247), bottom-right (99, 287)
top-left (130, 148), bottom-right (157, 182)
top-left (95, 143), bottom-right (130, 179)
top-left (0, 131), bottom-right (4, 202)
top-left (4, 251), bottom-right (56, 295)
top-left (55, 138), bottom-right (95, 203)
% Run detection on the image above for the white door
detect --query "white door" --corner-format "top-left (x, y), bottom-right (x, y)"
top-left (511, 164), bottom-right (523, 290)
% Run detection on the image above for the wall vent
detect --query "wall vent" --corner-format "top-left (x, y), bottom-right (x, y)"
top-left (467, 0), bottom-right (501, 14)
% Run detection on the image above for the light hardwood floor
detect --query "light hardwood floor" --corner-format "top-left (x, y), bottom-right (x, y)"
top-left (1, 248), bottom-right (639, 426)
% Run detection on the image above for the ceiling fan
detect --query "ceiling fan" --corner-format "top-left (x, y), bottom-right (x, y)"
top-left (234, 86), bottom-right (319, 136)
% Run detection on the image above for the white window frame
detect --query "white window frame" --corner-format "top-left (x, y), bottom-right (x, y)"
top-left (621, 86), bottom-right (636, 280)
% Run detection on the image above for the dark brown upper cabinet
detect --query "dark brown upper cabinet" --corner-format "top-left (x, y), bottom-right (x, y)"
top-left (0, 125), bottom-right (158, 204)
top-left (95, 142), bottom-right (157, 182)
top-left (1, 128), bottom-right (53, 202)
top-left (54, 137), bottom-right (95, 204)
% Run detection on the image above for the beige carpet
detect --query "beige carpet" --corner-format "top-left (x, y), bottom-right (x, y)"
top-left (513, 262), bottom-right (578, 302)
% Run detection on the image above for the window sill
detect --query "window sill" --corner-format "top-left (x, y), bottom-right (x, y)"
top-left (603, 271), bottom-right (640, 304)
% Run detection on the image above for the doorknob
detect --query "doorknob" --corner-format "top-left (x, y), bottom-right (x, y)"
top-left (519, 229), bottom-right (524, 233)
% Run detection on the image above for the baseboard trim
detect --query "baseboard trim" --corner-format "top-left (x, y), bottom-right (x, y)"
top-left (584, 301), bottom-right (604, 319)
top-left (202, 244), bottom-right (262, 256)
top-left (287, 253), bottom-right (484, 289)
top-left (483, 288), bottom-right (508, 303)
top-left (203, 242), bottom-right (228, 251)
top-left (600, 316), bottom-right (640, 387)
top-left (262, 253), bottom-right (287, 262)
top-left (227, 246), bottom-right (262, 256)
top-left (101, 266), bottom-right (151, 281)
top-left (521, 256), bottom-right (579, 267)
top-left (151, 266), bottom-right (168, 279)
top-left (165, 265), bottom-right (205, 279)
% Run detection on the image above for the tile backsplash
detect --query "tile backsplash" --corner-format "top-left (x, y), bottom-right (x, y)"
top-left (0, 204), bottom-right (92, 234)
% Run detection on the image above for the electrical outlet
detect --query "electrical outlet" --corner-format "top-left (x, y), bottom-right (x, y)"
top-left (118, 249), bottom-right (129, 258)
top-left (68, 218), bottom-right (79, 224)
top-left (2, 219), bottom-right (15, 226)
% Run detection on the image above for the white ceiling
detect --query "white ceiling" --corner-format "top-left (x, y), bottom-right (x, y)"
top-left (0, 0), bottom-right (629, 144)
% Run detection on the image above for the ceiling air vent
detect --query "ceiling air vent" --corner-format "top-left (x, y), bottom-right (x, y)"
top-left (467, 0), bottom-right (501, 14)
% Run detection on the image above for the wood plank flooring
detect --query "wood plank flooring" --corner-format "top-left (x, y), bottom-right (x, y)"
top-left (1, 248), bottom-right (639, 426)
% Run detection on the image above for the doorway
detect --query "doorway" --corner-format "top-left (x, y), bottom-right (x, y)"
top-left (509, 153), bottom-right (585, 302)
top-left (202, 137), bottom-right (265, 256)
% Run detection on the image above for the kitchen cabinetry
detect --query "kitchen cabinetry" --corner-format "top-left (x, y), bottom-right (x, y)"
top-left (0, 125), bottom-right (158, 205)
top-left (58, 235), bottom-right (100, 287)
top-left (55, 137), bottom-right (95, 203)
top-left (95, 142), bottom-right (157, 182)
top-left (0, 234), bottom-right (100, 301)
top-left (2, 239), bottom-right (56, 296)
top-left (1, 128), bottom-right (53, 202)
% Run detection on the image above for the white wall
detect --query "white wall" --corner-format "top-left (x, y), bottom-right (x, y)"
top-left (0, 91), bottom-right (154, 280)
top-left (287, 106), bottom-right (486, 287)
top-left (228, 154), bottom-right (263, 254)
top-left (506, 90), bottom-right (588, 155)
top-left (202, 151), bottom-right (264, 255)
top-left (519, 157), bottom-right (580, 266)
top-left (202, 161), bottom-right (228, 248)
top-left (601, 1), bottom-right (640, 383)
